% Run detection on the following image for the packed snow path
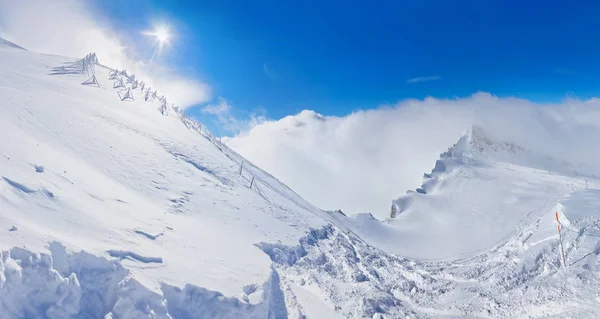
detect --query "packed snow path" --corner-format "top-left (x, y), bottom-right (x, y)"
top-left (1, 39), bottom-right (600, 318)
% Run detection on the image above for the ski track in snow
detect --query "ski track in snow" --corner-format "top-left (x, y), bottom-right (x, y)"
top-left (1, 40), bottom-right (600, 318)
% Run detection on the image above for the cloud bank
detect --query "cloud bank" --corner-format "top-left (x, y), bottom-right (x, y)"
top-left (0, 0), bottom-right (210, 108)
top-left (225, 93), bottom-right (600, 219)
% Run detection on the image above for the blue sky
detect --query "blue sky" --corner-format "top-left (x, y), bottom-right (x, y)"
top-left (89, 0), bottom-right (600, 135)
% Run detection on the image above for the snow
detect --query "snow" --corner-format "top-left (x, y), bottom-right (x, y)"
top-left (0, 40), bottom-right (328, 316)
top-left (358, 126), bottom-right (599, 260)
top-left (288, 282), bottom-right (343, 319)
top-left (1, 38), bottom-right (600, 318)
top-left (0, 37), bottom-right (26, 51)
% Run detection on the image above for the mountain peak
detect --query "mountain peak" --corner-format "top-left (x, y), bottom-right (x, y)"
top-left (443, 124), bottom-right (525, 160)
top-left (0, 37), bottom-right (27, 51)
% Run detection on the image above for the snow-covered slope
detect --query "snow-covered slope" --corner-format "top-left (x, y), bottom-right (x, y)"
top-left (302, 126), bottom-right (600, 317)
top-left (331, 125), bottom-right (598, 260)
top-left (0, 41), bottom-right (330, 317)
top-left (2, 40), bottom-right (600, 318)
top-left (0, 37), bottom-right (26, 51)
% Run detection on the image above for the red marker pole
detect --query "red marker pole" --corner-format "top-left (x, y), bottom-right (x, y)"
top-left (556, 212), bottom-right (566, 268)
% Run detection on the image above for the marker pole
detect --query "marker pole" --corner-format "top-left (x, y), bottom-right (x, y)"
top-left (556, 212), bottom-right (566, 268)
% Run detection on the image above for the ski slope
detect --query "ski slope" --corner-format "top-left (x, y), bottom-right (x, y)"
top-left (1, 38), bottom-right (600, 318)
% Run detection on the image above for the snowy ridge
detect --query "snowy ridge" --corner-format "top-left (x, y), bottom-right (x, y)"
top-left (446, 125), bottom-right (598, 178)
top-left (392, 125), bottom-right (597, 218)
top-left (2, 40), bottom-right (600, 318)
top-left (0, 37), bottom-right (26, 51)
top-left (329, 124), bottom-right (600, 263)
top-left (0, 44), bottom-right (331, 317)
top-left (257, 189), bottom-right (600, 318)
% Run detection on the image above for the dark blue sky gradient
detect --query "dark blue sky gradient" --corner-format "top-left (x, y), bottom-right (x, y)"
top-left (90, 0), bottom-right (600, 126)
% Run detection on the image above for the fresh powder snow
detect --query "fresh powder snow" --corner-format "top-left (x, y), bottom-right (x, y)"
top-left (1, 38), bottom-right (600, 318)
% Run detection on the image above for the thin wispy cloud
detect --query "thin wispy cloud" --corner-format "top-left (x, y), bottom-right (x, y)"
top-left (406, 75), bottom-right (442, 84)
top-left (263, 63), bottom-right (280, 79)
top-left (202, 97), bottom-right (231, 115)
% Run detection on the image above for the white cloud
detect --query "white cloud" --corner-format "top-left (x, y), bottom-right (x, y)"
top-left (0, 0), bottom-right (211, 108)
top-left (406, 75), bottom-right (442, 83)
top-left (202, 97), bottom-right (267, 135)
top-left (225, 93), bottom-right (600, 219)
top-left (202, 97), bottom-right (231, 115)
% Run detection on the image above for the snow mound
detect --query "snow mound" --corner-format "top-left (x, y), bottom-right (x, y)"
top-left (0, 243), bottom-right (290, 318)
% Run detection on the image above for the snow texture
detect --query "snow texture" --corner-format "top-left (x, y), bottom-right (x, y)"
top-left (0, 37), bottom-right (26, 51)
top-left (1, 39), bottom-right (600, 318)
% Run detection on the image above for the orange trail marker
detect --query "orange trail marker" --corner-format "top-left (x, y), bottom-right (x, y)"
top-left (556, 212), bottom-right (566, 268)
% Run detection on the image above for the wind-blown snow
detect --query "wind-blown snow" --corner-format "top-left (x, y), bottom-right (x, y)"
top-left (1, 39), bottom-right (600, 318)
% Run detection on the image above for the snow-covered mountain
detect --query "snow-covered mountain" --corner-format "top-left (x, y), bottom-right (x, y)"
top-left (0, 38), bottom-right (329, 318)
top-left (1, 38), bottom-right (600, 318)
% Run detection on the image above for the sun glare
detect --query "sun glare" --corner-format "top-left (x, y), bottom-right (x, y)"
top-left (154, 26), bottom-right (170, 45)
top-left (143, 24), bottom-right (172, 53)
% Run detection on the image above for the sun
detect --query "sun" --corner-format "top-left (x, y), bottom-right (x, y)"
top-left (142, 24), bottom-right (172, 52)
top-left (142, 23), bottom-right (175, 59)
top-left (154, 26), bottom-right (170, 45)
